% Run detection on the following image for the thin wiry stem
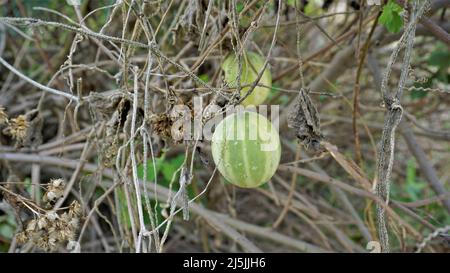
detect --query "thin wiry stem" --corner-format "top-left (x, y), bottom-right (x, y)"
top-left (130, 66), bottom-right (147, 253)
top-left (0, 56), bottom-right (79, 102)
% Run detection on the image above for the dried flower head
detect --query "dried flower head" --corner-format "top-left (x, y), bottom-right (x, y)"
top-left (0, 106), bottom-right (8, 125)
top-left (26, 219), bottom-right (37, 232)
top-left (17, 202), bottom-right (83, 252)
top-left (7, 115), bottom-right (29, 141)
top-left (69, 200), bottom-right (82, 218)
top-left (16, 231), bottom-right (28, 244)
top-left (46, 211), bottom-right (59, 222)
top-left (38, 217), bottom-right (48, 229)
top-left (43, 178), bottom-right (65, 205)
top-left (11, 178), bottom-right (83, 252)
top-left (52, 178), bottom-right (64, 187)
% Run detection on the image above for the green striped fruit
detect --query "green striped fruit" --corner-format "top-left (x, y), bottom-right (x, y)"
top-left (222, 51), bottom-right (272, 107)
top-left (211, 111), bottom-right (281, 188)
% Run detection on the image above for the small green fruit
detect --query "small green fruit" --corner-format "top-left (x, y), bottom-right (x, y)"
top-left (222, 51), bottom-right (272, 106)
top-left (211, 111), bottom-right (281, 188)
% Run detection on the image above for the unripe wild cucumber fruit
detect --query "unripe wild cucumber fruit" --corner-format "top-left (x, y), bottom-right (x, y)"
top-left (211, 111), bottom-right (281, 188)
top-left (222, 51), bottom-right (272, 106)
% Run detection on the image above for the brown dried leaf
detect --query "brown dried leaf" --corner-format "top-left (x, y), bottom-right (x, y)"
top-left (150, 113), bottom-right (174, 142)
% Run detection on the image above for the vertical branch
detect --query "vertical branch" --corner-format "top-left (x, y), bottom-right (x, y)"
top-left (141, 52), bottom-right (161, 252)
top-left (130, 66), bottom-right (147, 253)
top-left (375, 104), bottom-right (403, 253)
top-left (375, 0), bottom-right (428, 253)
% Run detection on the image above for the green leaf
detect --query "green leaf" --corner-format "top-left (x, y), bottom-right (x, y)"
top-left (405, 159), bottom-right (426, 201)
top-left (116, 188), bottom-right (132, 229)
top-left (428, 50), bottom-right (450, 68)
top-left (236, 3), bottom-right (244, 13)
top-left (409, 88), bottom-right (428, 100)
top-left (199, 74), bottom-right (209, 83)
top-left (409, 81), bottom-right (431, 100)
top-left (160, 155), bottom-right (186, 182)
top-left (286, 0), bottom-right (323, 14)
top-left (287, 0), bottom-right (297, 7)
top-left (426, 42), bottom-right (450, 84)
top-left (319, 95), bottom-right (328, 102)
top-left (406, 158), bottom-right (416, 185)
top-left (379, 0), bottom-right (404, 33)
top-left (24, 177), bottom-right (32, 197)
top-left (137, 156), bottom-right (164, 182)
top-left (0, 224), bottom-right (15, 240)
top-left (137, 154), bottom-right (186, 186)
top-left (428, 42), bottom-right (450, 69)
top-left (304, 0), bottom-right (323, 16)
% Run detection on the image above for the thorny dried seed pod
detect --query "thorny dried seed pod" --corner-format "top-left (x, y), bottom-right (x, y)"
top-left (288, 89), bottom-right (323, 151)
